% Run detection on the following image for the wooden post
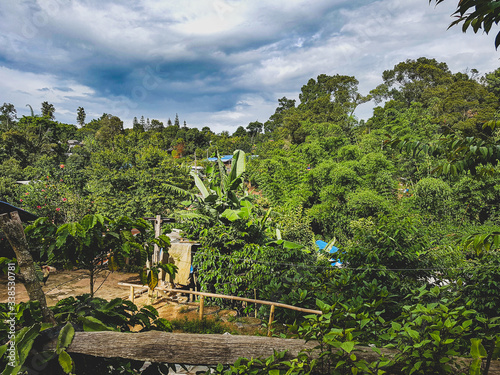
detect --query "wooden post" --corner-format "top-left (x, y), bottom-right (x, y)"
top-left (254, 289), bottom-right (257, 318)
top-left (267, 305), bottom-right (275, 337)
top-left (0, 212), bottom-right (55, 324)
top-left (199, 295), bottom-right (205, 320)
top-left (153, 215), bottom-right (161, 265)
top-left (129, 286), bottom-right (134, 303)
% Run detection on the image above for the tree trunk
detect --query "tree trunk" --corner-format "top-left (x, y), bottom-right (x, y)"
top-left (43, 331), bottom-right (500, 373)
top-left (0, 211), bottom-right (55, 324)
top-left (89, 267), bottom-right (94, 297)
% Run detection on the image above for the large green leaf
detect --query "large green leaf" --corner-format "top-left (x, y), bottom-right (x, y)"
top-left (16, 324), bottom-right (41, 366)
top-left (470, 338), bottom-right (487, 358)
top-left (191, 171), bottom-right (210, 198)
top-left (58, 350), bottom-right (74, 374)
top-left (221, 209), bottom-right (241, 222)
top-left (81, 316), bottom-right (116, 332)
top-left (56, 323), bottom-right (75, 354)
top-left (228, 149), bottom-right (246, 182)
top-left (147, 268), bottom-right (159, 290)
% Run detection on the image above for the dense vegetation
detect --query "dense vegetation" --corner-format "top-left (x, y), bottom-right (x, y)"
top-left (1, 56), bottom-right (500, 374)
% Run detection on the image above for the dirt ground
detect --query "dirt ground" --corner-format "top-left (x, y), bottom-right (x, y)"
top-left (0, 269), bottom-right (265, 335)
top-left (0, 269), bottom-right (141, 306)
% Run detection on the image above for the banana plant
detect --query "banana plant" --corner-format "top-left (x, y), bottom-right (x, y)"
top-left (190, 149), bottom-right (251, 219)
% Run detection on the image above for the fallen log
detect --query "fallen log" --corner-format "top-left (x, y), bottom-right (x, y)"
top-left (44, 331), bottom-right (500, 373)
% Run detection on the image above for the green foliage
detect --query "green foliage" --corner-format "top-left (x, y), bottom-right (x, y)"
top-left (385, 285), bottom-right (477, 374)
top-left (412, 177), bottom-right (452, 218)
top-left (457, 249), bottom-right (500, 317)
top-left (290, 299), bottom-right (390, 374)
top-left (51, 294), bottom-right (172, 332)
top-left (194, 242), bottom-right (318, 317)
top-left (210, 350), bottom-right (293, 375)
top-left (433, 0), bottom-right (500, 48)
top-left (26, 214), bottom-right (152, 296)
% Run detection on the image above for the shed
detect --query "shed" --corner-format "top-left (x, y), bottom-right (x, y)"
top-left (0, 201), bottom-right (38, 222)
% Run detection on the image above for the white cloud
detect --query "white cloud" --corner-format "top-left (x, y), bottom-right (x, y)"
top-left (0, 0), bottom-right (498, 131)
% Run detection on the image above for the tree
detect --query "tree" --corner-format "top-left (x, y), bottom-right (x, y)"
top-left (150, 119), bottom-right (163, 131)
top-left (95, 115), bottom-right (124, 148)
top-left (0, 212), bottom-right (55, 323)
top-left (174, 114), bottom-right (180, 127)
top-left (232, 126), bottom-right (247, 138)
top-left (77, 107), bottom-right (86, 127)
top-left (482, 67), bottom-right (500, 98)
top-left (29, 214), bottom-right (150, 297)
top-left (246, 121), bottom-right (263, 143)
top-left (41, 101), bottom-right (55, 119)
top-left (0, 103), bottom-right (16, 130)
top-left (432, 0), bottom-right (500, 48)
top-left (371, 57), bottom-right (453, 106)
top-left (133, 116), bottom-right (143, 132)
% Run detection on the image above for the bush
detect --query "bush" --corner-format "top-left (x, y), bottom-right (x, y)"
top-left (413, 177), bottom-right (452, 218)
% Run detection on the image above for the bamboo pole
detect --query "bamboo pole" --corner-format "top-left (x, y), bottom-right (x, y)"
top-left (199, 295), bottom-right (205, 319)
top-left (117, 283), bottom-right (322, 315)
top-left (268, 305), bottom-right (275, 337)
top-left (254, 289), bottom-right (257, 318)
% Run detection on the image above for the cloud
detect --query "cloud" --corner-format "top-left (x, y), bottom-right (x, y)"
top-left (0, 0), bottom-right (498, 131)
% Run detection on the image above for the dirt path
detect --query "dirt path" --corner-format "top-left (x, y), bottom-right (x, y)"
top-left (0, 269), bottom-right (141, 305)
top-left (0, 269), bottom-right (265, 335)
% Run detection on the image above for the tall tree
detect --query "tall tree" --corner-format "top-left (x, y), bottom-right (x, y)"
top-left (174, 113), bottom-right (180, 127)
top-left (298, 74), bottom-right (369, 129)
top-left (0, 103), bottom-right (17, 130)
top-left (150, 119), bottom-right (164, 131)
top-left (133, 116), bottom-right (144, 132)
top-left (41, 101), bottom-right (55, 119)
top-left (77, 106), bottom-right (86, 127)
top-left (95, 114), bottom-right (124, 148)
top-left (246, 121), bottom-right (263, 144)
top-left (371, 57), bottom-right (453, 106)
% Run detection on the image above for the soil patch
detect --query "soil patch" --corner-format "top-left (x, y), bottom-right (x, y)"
top-left (0, 270), bottom-right (266, 335)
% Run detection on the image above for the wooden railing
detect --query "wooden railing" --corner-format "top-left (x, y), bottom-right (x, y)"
top-left (117, 282), bottom-right (322, 336)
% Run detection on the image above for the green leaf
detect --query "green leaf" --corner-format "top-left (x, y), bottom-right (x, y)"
top-left (140, 267), bottom-right (148, 285)
top-left (81, 316), bottom-right (116, 332)
top-left (221, 209), bottom-right (241, 222)
top-left (58, 350), bottom-right (74, 374)
top-left (191, 172), bottom-right (210, 199)
top-left (340, 341), bottom-right (355, 353)
top-left (16, 324), bottom-right (41, 365)
top-left (147, 268), bottom-right (159, 290)
top-left (470, 338), bottom-right (487, 358)
top-left (56, 323), bottom-right (75, 354)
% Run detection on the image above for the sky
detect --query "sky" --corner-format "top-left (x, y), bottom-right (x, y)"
top-left (0, 0), bottom-right (499, 133)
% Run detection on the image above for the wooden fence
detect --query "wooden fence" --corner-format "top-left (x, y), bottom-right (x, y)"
top-left (117, 282), bottom-right (322, 336)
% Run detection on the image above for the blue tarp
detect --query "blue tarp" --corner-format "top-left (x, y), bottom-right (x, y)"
top-left (207, 155), bottom-right (233, 162)
top-left (315, 240), bottom-right (341, 266)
